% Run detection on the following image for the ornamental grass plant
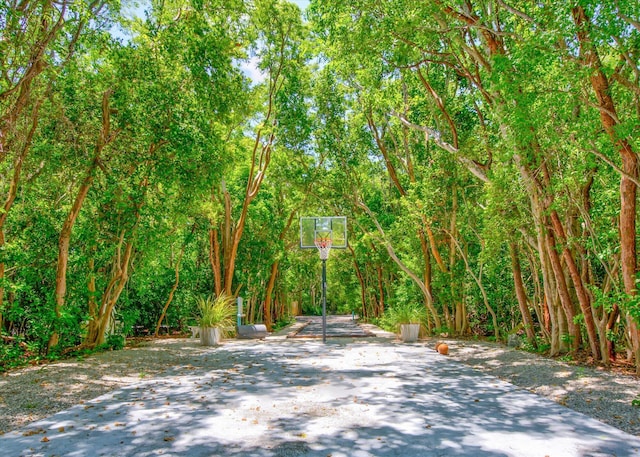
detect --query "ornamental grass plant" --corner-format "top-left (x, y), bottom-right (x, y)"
top-left (197, 293), bottom-right (236, 337)
top-left (380, 303), bottom-right (426, 333)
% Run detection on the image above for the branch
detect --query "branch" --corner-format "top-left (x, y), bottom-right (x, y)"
top-left (366, 110), bottom-right (407, 196)
top-left (496, 0), bottom-right (536, 24)
top-left (415, 67), bottom-right (459, 149)
top-left (615, 0), bottom-right (640, 32)
top-left (589, 146), bottom-right (640, 187)
top-left (356, 200), bottom-right (433, 306)
top-left (391, 112), bottom-right (490, 183)
top-left (391, 111), bottom-right (456, 153)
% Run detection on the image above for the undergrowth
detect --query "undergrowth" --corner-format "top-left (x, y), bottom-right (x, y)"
top-left (1, 333), bottom-right (126, 373)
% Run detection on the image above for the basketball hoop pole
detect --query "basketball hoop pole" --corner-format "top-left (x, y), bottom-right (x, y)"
top-left (321, 257), bottom-right (327, 343)
top-left (314, 236), bottom-right (331, 344)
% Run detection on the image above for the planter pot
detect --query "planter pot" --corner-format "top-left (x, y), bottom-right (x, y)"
top-left (399, 323), bottom-right (420, 343)
top-left (200, 327), bottom-right (222, 346)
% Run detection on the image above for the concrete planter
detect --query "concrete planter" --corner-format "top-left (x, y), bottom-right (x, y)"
top-left (200, 327), bottom-right (222, 346)
top-left (399, 323), bottom-right (420, 343)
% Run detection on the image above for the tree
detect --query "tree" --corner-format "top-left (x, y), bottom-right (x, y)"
top-left (208, 0), bottom-right (308, 300)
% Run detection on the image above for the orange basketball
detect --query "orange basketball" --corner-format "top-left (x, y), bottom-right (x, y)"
top-left (437, 343), bottom-right (449, 355)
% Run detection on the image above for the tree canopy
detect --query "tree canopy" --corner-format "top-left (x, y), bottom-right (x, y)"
top-left (1, 0), bottom-right (640, 374)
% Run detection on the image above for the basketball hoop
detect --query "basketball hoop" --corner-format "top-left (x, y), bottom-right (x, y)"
top-left (300, 217), bottom-right (347, 344)
top-left (314, 237), bottom-right (332, 260)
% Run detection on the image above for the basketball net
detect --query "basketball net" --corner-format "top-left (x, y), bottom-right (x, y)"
top-left (314, 237), bottom-right (332, 260)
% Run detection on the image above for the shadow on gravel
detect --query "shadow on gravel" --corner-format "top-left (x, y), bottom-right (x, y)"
top-left (2, 339), bottom-right (639, 457)
top-left (447, 340), bottom-right (640, 436)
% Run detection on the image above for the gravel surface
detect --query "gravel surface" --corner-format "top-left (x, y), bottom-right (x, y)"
top-left (443, 338), bottom-right (640, 437)
top-left (1, 334), bottom-right (639, 439)
top-left (0, 338), bottom-right (211, 435)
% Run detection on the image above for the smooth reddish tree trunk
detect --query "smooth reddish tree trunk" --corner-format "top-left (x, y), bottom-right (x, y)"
top-left (348, 244), bottom-right (367, 318)
top-left (48, 90), bottom-right (118, 352)
top-left (545, 229), bottom-right (581, 352)
top-left (209, 228), bottom-right (222, 297)
top-left (155, 245), bottom-right (185, 337)
top-left (550, 211), bottom-right (600, 359)
top-left (572, 6), bottom-right (639, 372)
top-left (510, 243), bottom-right (537, 349)
top-left (84, 235), bottom-right (134, 347)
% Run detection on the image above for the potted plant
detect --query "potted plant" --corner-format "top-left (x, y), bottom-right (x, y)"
top-left (385, 303), bottom-right (424, 343)
top-left (197, 293), bottom-right (235, 346)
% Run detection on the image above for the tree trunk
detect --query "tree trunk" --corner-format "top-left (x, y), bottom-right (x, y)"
top-left (607, 304), bottom-right (620, 361)
top-left (263, 260), bottom-right (279, 330)
top-left (550, 210), bottom-right (601, 359)
top-left (369, 291), bottom-right (379, 320)
top-left (263, 211), bottom-right (297, 329)
top-left (84, 233), bottom-right (134, 347)
top-left (419, 230), bottom-right (432, 286)
top-left (222, 182), bottom-right (232, 289)
top-left (572, 5), bottom-right (639, 372)
top-left (209, 228), bottom-right (222, 296)
top-left (526, 247), bottom-right (551, 343)
top-left (424, 223), bottom-right (448, 274)
top-left (82, 150), bottom-right (154, 349)
top-left (48, 90), bottom-right (118, 352)
top-left (419, 228), bottom-right (435, 323)
top-left (449, 186), bottom-right (459, 334)
top-left (348, 244), bottom-right (367, 318)
top-left (376, 265), bottom-right (385, 316)
top-left (87, 254), bottom-right (97, 335)
top-left (509, 242), bottom-right (537, 348)
top-left (221, 34), bottom-right (287, 295)
top-left (542, 242), bottom-right (562, 356)
top-left (545, 228), bottom-right (581, 352)
top-left (154, 244), bottom-right (185, 337)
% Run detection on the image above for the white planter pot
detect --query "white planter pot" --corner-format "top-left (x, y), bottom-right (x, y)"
top-left (400, 323), bottom-right (420, 342)
top-left (200, 327), bottom-right (222, 346)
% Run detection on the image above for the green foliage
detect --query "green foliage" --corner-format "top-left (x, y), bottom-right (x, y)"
top-left (271, 315), bottom-right (295, 332)
top-left (623, 282), bottom-right (640, 326)
top-left (521, 337), bottom-right (551, 355)
top-left (0, 335), bottom-right (39, 372)
top-left (100, 334), bottom-right (126, 351)
top-left (561, 333), bottom-right (576, 347)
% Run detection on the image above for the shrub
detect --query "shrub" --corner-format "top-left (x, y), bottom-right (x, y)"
top-left (104, 334), bottom-right (125, 351)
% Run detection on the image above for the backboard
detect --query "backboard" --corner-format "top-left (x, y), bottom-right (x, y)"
top-left (300, 216), bottom-right (347, 249)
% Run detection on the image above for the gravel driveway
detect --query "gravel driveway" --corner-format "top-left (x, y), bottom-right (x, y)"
top-left (1, 335), bottom-right (639, 457)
